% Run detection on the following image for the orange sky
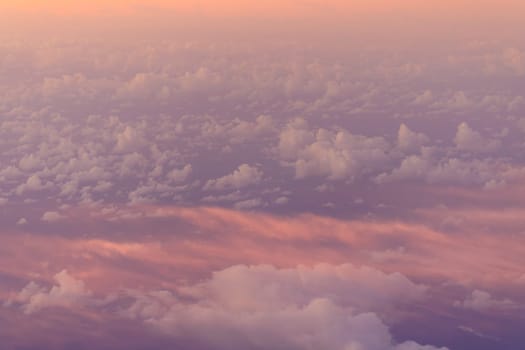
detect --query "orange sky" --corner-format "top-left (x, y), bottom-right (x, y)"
top-left (4, 0), bottom-right (525, 18)
top-left (1, 0), bottom-right (523, 41)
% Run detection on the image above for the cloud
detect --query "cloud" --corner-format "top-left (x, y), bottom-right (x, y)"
top-left (376, 151), bottom-right (523, 187)
top-left (7, 270), bottom-right (93, 314)
top-left (41, 211), bottom-right (66, 222)
top-left (16, 174), bottom-right (53, 195)
top-left (233, 198), bottom-right (265, 210)
top-left (278, 120), bottom-right (391, 181)
top-left (397, 124), bottom-right (429, 153)
top-left (454, 122), bottom-right (500, 152)
top-left (115, 125), bottom-right (146, 153)
top-left (204, 164), bottom-right (263, 191)
top-left (4, 262), bottom-right (443, 350)
top-left (167, 164), bottom-right (192, 184)
top-left (2, 204), bottom-right (525, 348)
top-left (274, 196), bottom-right (289, 205)
top-left (120, 264), bottom-right (438, 350)
top-left (16, 217), bottom-right (28, 225)
top-left (455, 290), bottom-right (519, 312)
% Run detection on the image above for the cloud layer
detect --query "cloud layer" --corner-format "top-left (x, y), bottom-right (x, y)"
top-left (2, 3), bottom-right (525, 349)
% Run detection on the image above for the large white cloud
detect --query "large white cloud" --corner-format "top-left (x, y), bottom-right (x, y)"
top-left (6, 264), bottom-right (446, 349)
top-left (121, 264), bottom-right (441, 350)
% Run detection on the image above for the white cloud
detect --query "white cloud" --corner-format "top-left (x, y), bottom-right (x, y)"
top-left (7, 270), bottom-right (93, 314)
top-left (6, 263), bottom-right (445, 350)
top-left (277, 118), bottom-right (315, 160)
top-left (412, 90), bottom-right (433, 105)
top-left (397, 124), bottom-right (429, 153)
top-left (41, 211), bottom-right (65, 222)
top-left (121, 264), bottom-right (441, 350)
top-left (455, 290), bottom-right (518, 312)
top-left (16, 217), bottom-right (28, 225)
top-left (376, 150), bottom-right (522, 187)
top-left (18, 154), bottom-right (42, 171)
top-left (16, 174), bottom-right (53, 195)
top-left (278, 120), bottom-right (392, 181)
top-left (454, 122), bottom-right (500, 152)
top-left (274, 196), bottom-right (289, 205)
top-left (115, 125), bottom-right (145, 153)
top-left (234, 198), bottom-right (264, 210)
top-left (167, 164), bottom-right (192, 184)
top-left (204, 164), bottom-right (263, 191)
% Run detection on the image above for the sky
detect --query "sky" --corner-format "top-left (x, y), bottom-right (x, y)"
top-left (1, 1), bottom-right (525, 350)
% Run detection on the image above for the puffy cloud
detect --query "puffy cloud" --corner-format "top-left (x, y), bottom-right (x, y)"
top-left (167, 164), bottom-right (192, 184)
top-left (455, 290), bottom-right (519, 312)
top-left (227, 115), bottom-right (275, 143)
top-left (277, 118), bottom-right (315, 160)
top-left (412, 90), bottom-right (433, 105)
top-left (454, 122), bottom-right (500, 152)
top-left (3, 204), bottom-right (525, 348)
top-left (447, 91), bottom-right (472, 109)
top-left (4, 262), bottom-right (443, 350)
top-left (16, 217), bottom-right (28, 225)
top-left (278, 120), bottom-right (391, 181)
top-left (115, 125), bottom-right (146, 153)
top-left (397, 124), bottom-right (429, 153)
top-left (376, 150), bottom-right (523, 187)
top-left (233, 197), bottom-right (265, 210)
top-left (204, 164), bottom-right (263, 191)
top-left (122, 264), bottom-right (438, 350)
top-left (18, 153), bottom-right (43, 171)
top-left (16, 174), bottom-right (53, 195)
top-left (7, 270), bottom-right (93, 314)
top-left (274, 196), bottom-right (289, 205)
top-left (41, 211), bottom-right (65, 222)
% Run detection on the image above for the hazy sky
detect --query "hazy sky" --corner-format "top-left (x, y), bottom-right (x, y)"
top-left (1, 2), bottom-right (525, 350)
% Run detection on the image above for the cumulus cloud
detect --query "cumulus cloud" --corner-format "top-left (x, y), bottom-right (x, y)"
top-left (278, 120), bottom-right (391, 181)
top-left (115, 125), bottom-right (145, 153)
top-left (167, 164), bottom-right (192, 184)
top-left (397, 124), bottom-right (429, 153)
top-left (233, 197), bottom-right (265, 210)
top-left (274, 196), bottom-right (289, 205)
top-left (122, 264), bottom-right (438, 350)
top-left (41, 211), bottom-right (66, 222)
top-left (455, 290), bottom-right (519, 312)
top-left (5, 263), bottom-right (443, 350)
top-left (412, 90), bottom-right (434, 105)
top-left (7, 270), bottom-right (93, 314)
top-left (204, 164), bottom-right (263, 191)
top-left (16, 217), bottom-right (28, 225)
top-left (3, 204), bottom-right (525, 348)
top-left (375, 150), bottom-right (523, 187)
top-left (454, 122), bottom-right (500, 152)
top-left (227, 115), bottom-right (275, 143)
top-left (16, 175), bottom-right (53, 195)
